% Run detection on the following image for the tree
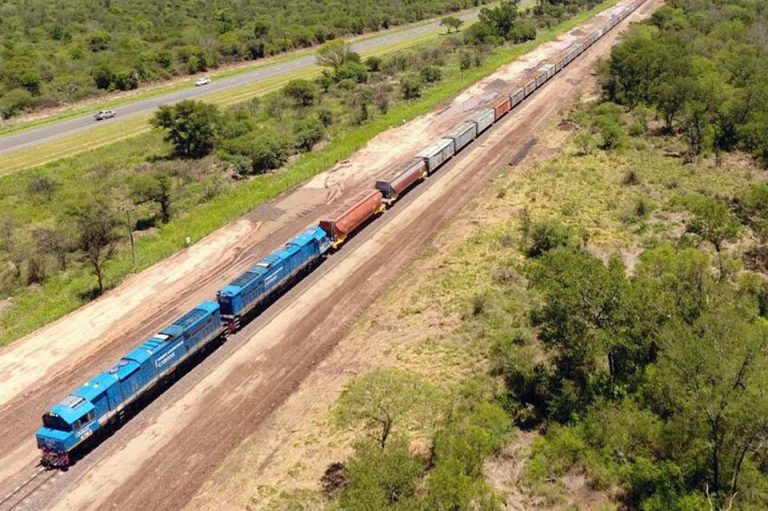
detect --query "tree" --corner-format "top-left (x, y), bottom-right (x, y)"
top-left (151, 100), bottom-right (220, 158)
top-left (527, 248), bottom-right (628, 415)
top-left (316, 39), bottom-right (359, 69)
top-left (652, 303), bottom-right (768, 504)
top-left (335, 437), bottom-right (423, 510)
top-left (131, 172), bottom-right (174, 223)
top-left (681, 195), bottom-right (740, 252)
top-left (334, 368), bottom-right (441, 449)
top-left (283, 79), bottom-right (316, 107)
top-left (478, 1), bottom-right (520, 39)
top-left (71, 202), bottom-right (121, 294)
top-left (32, 226), bottom-right (71, 272)
top-left (440, 16), bottom-right (464, 33)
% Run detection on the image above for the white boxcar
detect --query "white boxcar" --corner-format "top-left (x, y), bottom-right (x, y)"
top-left (524, 79), bottom-right (537, 97)
top-left (444, 122), bottom-right (477, 153)
top-left (471, 107), bottom-right (495, 134)
top-left (418, 138), bottom-right (455, 173)
top-left (510, 88), bottom-right (525, 107)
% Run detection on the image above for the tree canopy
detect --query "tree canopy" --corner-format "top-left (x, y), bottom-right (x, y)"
top-left (0, 0), bottom-right (492, 118)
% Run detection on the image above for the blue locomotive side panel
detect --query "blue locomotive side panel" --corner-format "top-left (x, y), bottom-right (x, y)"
top-left (151, 337), bottom-right (188, 374)
top-left (216, 227), bottom-right (330, 319)
top-left (173, 301), bottom-right (222, 350)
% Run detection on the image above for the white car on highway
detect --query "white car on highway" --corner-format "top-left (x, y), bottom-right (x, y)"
top-left (94, 110), bottom-right (116, 121)
top-left (194, 77), bottom-right (211, 87)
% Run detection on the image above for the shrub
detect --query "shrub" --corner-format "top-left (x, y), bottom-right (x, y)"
top-left (365, 56), bottom-right (382, 72)
top-left (223, 129), bottom-right (289, 174)
top-left (283, 79), bottom-right (317, 107)
top-left (420, 64), bottom-right (442, 83)
top-left (508, 20), bottom-right (537, 42)
top-left (335, 437), bottom-right (423, 510)
top-left (401, 75), bottom-right (422, 100)
top-left (335, 61), bottom-right (368, 83)
top-left (524, 219), bottom-right (577, 257)
top-left (293, 117), bottom-right (324, 152)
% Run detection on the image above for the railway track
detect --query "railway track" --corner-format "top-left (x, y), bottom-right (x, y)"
top-left (0, 467), bottom-right (58, 511)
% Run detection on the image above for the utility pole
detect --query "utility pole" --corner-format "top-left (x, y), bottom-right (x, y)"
top-left (127, 210), bottom-right (136, 265)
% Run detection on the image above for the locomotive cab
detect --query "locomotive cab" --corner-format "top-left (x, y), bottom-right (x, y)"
top-left (36, 395), bottom-right (96, 467)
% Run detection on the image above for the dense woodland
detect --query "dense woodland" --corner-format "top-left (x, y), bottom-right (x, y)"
top-left (298, 0), bottom-right (768, 510)
top-left (600, 0), bottom-right (768, 165)
top-left (0, 0), bottom-right (492, 118)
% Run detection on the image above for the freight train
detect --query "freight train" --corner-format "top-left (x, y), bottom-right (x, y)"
top-left (35, 0), bottom-right (645, 468)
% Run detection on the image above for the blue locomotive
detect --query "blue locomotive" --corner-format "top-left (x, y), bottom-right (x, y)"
top-left (217, 226), bottom-right (331, 330)
top-left (36, 301), bottom-right (224, 466)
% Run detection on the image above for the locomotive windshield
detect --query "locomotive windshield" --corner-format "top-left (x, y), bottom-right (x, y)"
top-left (42, 413), bottom-right (72, 432)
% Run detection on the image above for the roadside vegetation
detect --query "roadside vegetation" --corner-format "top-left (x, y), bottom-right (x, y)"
top-left (0, 0), bottom-right (494, 120)
top-left (0, 0), bottom-right (615, 345)
top-left (267, 0), bottom-right (768, 509)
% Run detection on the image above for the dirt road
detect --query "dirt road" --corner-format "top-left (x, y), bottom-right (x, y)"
top-left (0, 1), bottom-right (660, 508)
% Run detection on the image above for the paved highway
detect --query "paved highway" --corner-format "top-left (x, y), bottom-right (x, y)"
top-left (0, 11), bottom-right (480, 155)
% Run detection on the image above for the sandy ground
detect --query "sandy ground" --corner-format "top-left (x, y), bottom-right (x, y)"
top-left (0, 1), bottom-right (660, 509)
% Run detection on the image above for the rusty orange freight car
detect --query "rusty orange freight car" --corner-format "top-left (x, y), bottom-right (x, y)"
top-left (319, 190), bottom-right (385, 247)
top-left (490, 95), bottom-right (511, 120)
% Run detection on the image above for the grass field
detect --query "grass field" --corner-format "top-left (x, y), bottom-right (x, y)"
top-left (0, 0), bottom-right (623, 346)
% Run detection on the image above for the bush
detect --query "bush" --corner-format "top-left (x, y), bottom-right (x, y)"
top-left (318, 108), bottom-right (334, 127)
top-left (283, 79), bottom-right (317, 107)
top-left (364, 56), bottom-right (382, 72)
top-left (0, 88), bottom-right (34, 117)
top-left (432, 402), bottom-right (511, 477)
top-left (597, 118), bottom-right (626, 150)
top-left (335, 437), bottom-right (423, 510)
top-left (508, 20), bottom-right (537, 43)
top-left (334, 61), bottom-right (368, 83)
top-left (293, 117), bottom-right (324, 152)
top-left (401, 75), bottom-right (422, 100)
top-left (524, 220), bottom-right (577, 257)
top-left (420, 65), bottom-right (442, 83)
top-left (223, 129), bottom-right (289, 174)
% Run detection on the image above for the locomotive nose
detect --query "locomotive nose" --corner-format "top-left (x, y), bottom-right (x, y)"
top-left (35, 427), bottom-right (71, 453)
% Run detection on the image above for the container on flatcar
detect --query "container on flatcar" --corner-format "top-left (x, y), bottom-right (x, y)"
top-left (375, 159), bottom-right (427, 203)
top-left (524, 79), bottom-right (536, 97)
top-left (471, 107), bottom-right (495, 134)
top-left (319, 190), bottom-right (384, 247)
top-left (510, 88), bottom-right (525, 108)
top-left (490, 94), bottom-right (512, 120)
top-left (444, 122), bottom-right (477, 153)
top-left (417, 138), bottom-right (455, 173)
